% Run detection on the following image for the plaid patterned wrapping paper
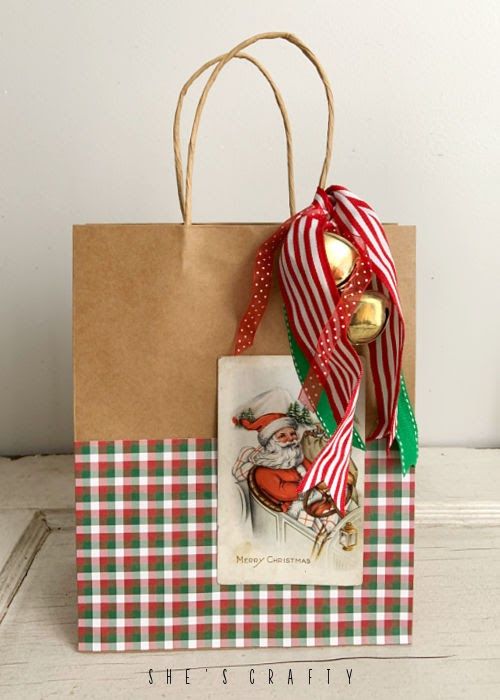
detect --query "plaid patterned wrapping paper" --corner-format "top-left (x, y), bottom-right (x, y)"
top-left (75, 439), bottom-right (414, 651)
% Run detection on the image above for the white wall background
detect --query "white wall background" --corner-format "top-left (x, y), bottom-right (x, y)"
top-left (1, 0), bottom-right (499, 455)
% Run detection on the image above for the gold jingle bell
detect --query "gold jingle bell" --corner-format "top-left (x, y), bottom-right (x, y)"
top-left (323, 232), bottom-right (390, 344)
top-left (347, 291), bottom-right (389, 345)
top-left (323, 232), bottom-right (357, 288)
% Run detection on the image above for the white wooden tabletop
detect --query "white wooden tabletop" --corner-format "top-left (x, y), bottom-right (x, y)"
top-left (0, 448), bottom-right (499, 699)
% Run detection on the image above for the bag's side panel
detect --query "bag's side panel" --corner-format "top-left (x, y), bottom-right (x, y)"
top-left (75, 438), bottom-right (414, 651)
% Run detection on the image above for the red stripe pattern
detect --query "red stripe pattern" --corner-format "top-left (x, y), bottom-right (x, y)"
top-left (330, 186), bottom-right (405, 444)
top-left (234, 186), bottom-right (405, 515)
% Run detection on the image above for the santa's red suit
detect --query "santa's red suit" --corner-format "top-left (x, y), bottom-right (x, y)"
top-left (253, 459), bottom-right (311, 512)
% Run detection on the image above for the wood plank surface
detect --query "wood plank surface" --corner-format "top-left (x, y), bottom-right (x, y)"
top-left (0, 511), bottom-right (34, 573)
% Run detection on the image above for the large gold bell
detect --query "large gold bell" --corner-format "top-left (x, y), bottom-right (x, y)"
top-left (323, 232), bottom-right (357, 288)
top-left (348, 291), bottom-right (389, 344)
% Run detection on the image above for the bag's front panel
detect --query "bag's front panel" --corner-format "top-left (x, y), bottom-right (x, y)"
top-left (75, 439), bottom-right (414, 651)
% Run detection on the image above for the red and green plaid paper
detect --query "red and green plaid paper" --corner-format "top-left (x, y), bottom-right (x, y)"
top-left (75, 439), bottom-right (414, 651)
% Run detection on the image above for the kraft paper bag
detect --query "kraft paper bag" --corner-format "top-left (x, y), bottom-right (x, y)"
top-left (73, 32), bottom-right (416, 652)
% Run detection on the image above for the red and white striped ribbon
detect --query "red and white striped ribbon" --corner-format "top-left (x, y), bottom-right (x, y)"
top-left (234, 186), bottom-right (405, 514)
top-left (328, 186), bottom-right (405, 445)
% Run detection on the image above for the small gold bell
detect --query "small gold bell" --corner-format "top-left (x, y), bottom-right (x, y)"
top-left (323, 232), bottom-right (357, 288)
top-left (348, 291), bottom-right (389, 344)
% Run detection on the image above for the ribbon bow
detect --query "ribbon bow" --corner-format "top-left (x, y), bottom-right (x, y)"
top-left (234, 186), bottom-right (418, 514)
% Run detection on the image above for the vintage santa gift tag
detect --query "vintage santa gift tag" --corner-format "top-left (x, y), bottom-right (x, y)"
top-left (217, 355), bottom-right (365, 586)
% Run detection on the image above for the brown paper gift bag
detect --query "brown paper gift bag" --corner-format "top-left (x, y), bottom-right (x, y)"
top-left (74, 32), bottom-right (416, 652)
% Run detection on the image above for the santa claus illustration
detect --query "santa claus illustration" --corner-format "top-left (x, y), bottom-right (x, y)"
top-left (232, 388), bottom-right (342, 518)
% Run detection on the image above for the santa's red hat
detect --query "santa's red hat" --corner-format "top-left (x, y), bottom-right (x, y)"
top-left (233, 389), bottom-right (298, 447)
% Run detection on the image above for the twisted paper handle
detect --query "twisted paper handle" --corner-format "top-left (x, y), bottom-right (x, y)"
top-left (174, 50), bottom-right (296, 220)
top-left (175, 32), bottom-right (334, 224)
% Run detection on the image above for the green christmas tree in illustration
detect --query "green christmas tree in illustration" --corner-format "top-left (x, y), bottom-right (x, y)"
top-left (287, 401), bottom-right (314, 426)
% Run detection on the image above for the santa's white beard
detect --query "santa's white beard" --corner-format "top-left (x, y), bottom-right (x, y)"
top-left (251, 437), bottom-right (304, 469)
